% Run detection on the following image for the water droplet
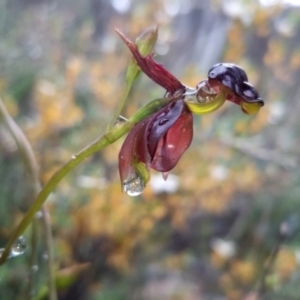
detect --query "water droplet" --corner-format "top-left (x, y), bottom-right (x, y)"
top-left (10, 236), bottom-right (26, 257)
top-left (0, 236), bottom-right (27, 259)
top-left (197, 96), bottom-right (206, 103)
top-left (181, 127), bottom-right (187, 133)
top-left (123, 175), bottom-right (146, 196)
top-left (71, 154), bottom-right (77, 159)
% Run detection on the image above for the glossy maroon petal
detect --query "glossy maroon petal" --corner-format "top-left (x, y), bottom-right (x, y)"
top-left (151, 104), bottom-right (193, 172)
top-left (134, 120), bottom-right (151, 166)
top-left (118, 120), bottom-right (147, 186)
top-left (119, 99), bottom-right (192, 185)
top-left (134, 100), bottom-right (184, 166)
top-left (116, 30), bottom-right (185, 95)
top-left (148, 100), bottom-right (185, 157)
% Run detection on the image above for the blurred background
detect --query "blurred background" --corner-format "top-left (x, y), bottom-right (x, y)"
top-left (1, 0), bottom-right (300, 299)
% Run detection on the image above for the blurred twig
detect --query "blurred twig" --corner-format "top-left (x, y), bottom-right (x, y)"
top-left (219, 137), bottom-right (298, 168)
top-left (256, 233), bottom-right (283, 296)
top-left (255, 215), bottom-right (299, 297)
top-left (0, 98), bottom-right (58, 300)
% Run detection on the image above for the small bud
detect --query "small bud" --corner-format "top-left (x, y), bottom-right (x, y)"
top-left (135, 26), bottom-right (158, 57)
top-left (127, 26), bottom-right (158, 82)
top-left (116, 27), bottom-right (184, 94)
top-left (116, 27), bottom-right (158, 84)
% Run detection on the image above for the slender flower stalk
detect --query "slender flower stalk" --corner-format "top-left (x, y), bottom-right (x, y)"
top-left (108, 26), bottom-right (158, 130)
top-left (0, 97), bottom-right (169, 265)
top-left (0, 26), bottom-right (162, 266)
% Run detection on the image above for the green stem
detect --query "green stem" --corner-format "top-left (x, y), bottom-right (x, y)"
top-left (25, 218), bottom-right (38, 300)
top-left (0, 99), bottom-right (39, 190)
top-left (0, 97), bottom-right (168, 266)
top-left (108, 26), bottom-right (158, 130)
top-left (41, 207), bottom-right (57, 300)
top-left (108, 77), bottom-right (135, 131)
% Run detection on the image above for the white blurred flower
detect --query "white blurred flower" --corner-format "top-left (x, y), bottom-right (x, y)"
top-left (150, 173), bottom-right (179, 194)
top-left (111, 0), bottom-right (131, 13)
top-left (211, 238), bottom-right (237, 259)
top-left (295, 249), bottom-right (300, 265)
top-left (210, 165), bottom-right (228, 181)
top-left (76, 175), bottom-right (108, 189)
top-left (268, 102), bottom-right (286, 125)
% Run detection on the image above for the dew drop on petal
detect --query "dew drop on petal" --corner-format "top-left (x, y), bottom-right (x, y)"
top-left (10, 236), bottom-right (27, 258)
top-left (158, 119), bottom-right (168, 126)
top-left (123, 175), bottom-right (146, 196)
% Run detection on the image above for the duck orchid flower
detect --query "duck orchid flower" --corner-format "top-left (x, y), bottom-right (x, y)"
top-left (116, 30), bottom-right (264, 196)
